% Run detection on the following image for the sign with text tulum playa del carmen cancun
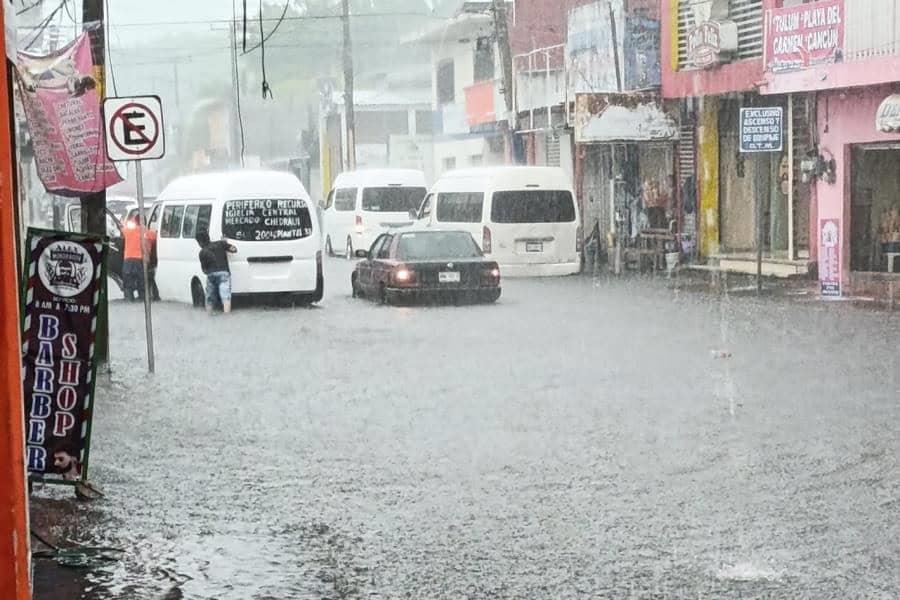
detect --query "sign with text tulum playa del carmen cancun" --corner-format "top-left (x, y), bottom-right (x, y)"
top-left (766, 0), bottom-right (844, 73)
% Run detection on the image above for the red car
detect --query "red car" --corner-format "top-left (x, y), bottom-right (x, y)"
top-left (351, 230), bottom-right (501, 305)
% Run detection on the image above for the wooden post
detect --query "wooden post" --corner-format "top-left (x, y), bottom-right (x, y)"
top-left (341, 0), bottom-right (356, 170)
top-left (82, 0), bottom-right (109, 363)
top-left (0, 4), bottom-right (32, 598)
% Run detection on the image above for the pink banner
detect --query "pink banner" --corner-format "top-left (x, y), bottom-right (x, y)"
top-left (819, 218), bottom-right (842, 297)
top-left (17, 33), bottom-right (122, 196)
top-left (766, 0), bottom-right (844, 73)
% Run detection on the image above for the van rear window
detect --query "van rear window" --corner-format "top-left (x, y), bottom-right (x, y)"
top-left (490, 190), bottom-right (576, 224)
top-left (222, 199), bottom-right (313, 242)
top-left (362, 187), bottom-right (427, 213)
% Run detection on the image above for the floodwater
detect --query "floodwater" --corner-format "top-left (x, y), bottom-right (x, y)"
top-left (32, 259), bottom-right (900, 599)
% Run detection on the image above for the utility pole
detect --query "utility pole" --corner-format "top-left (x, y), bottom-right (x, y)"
top-left (0, 4), bottom-right (32, 598)
top-left (491, 0), bottom-right (514, 161)
top-left (229, 19), bottom-right (242, 167)
top-left (82, 0), bottom-right (109, 363)
top-left (341, 0), bottom-right (356, 170)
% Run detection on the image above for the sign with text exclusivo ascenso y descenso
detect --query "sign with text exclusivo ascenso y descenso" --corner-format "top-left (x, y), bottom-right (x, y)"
top-left (739, 107), bottom-right (784, 153)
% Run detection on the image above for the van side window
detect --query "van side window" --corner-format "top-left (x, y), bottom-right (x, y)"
top-left (436, 192), bottom-right (484, 223)
top-left (182, 204), bottom-right (213, 238)
top-left (419, 194), bottom-right (434, 219)
top-left (334, 188), bottom-right (357, 211)
top-left (160, 205), bottom-right (185, 238)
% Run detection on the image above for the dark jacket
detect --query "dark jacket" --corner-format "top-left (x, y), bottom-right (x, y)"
top-left (199, 241), bottom-right (235, 274)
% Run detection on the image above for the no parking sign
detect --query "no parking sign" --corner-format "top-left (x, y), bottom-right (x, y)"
top-left (103, 96), bottom-right (166, 162)
top-left (101, 95), bottom-right (165, 372)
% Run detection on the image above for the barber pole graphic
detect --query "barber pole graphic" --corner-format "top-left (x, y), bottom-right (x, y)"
top-left (21, 229), bottom-right (106, 483)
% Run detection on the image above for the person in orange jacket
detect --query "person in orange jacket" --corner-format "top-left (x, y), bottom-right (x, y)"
top-left (122, 215), bottom-right (155, 301)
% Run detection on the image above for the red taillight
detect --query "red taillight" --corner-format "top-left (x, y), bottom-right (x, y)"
top-left (576, 225), bottom-right (583, 253)
top-left (483, 264), bottom-right (501, 283)
top-left (392, 266), bottom-right (416, 285)
top-left (482, 226), bottom-right (492, 254)
top-left (355, 215), bottom-right (364, 233)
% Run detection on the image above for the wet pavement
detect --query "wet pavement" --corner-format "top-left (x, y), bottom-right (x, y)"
top-left (32, 258), bottom-right (900, 599)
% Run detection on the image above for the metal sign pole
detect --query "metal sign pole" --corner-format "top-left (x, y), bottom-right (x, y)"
top-left (756, 160), bottom-right (764, 295)
top-left (135, 160), bottom-right (155, 372)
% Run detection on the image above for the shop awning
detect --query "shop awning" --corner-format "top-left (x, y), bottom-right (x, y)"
top-left (876, 94), bottom-right (900, 133)
top-left (574, 93), bottom-right (679, 143)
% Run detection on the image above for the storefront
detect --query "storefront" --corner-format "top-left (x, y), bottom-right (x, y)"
top-left (574, 93), bottom-right (680, 269)
top-left (816, 86), bottom-right (900, 297)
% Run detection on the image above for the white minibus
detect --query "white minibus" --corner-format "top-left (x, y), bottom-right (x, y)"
top-left (150, 170), bottom-right (323, 305)
top-left (417, 167), bottom-right (581, 276)
top-left (322, 169), bottom-right (427, 258)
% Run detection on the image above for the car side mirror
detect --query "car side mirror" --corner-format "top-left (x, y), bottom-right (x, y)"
top-left (355, 249), bottom-right (370, 259)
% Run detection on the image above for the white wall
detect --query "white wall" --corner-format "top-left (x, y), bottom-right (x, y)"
top-left (432, 137), bottom-right (505, 178)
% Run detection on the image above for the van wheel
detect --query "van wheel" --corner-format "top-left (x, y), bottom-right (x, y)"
top-left (325, 236), bottom-right (334, 256)
top-left (190, 278), bottom-right (205, 308)
top-left (346, 238), bottom-right (353, 259)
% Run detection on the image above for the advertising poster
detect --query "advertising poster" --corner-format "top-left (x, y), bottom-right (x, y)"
top-left (16, 32), bottom-right (122, 196)
top-left (819, 218), bottom-right (842, 297)
top-left (21, 229), bottom-right (106, 483)
top-left (766, 0), bottom-right (844, 73)
top-left (566, 0), bottom-right (625, 96)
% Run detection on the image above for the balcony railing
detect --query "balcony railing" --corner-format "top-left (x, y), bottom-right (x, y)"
top-left (844, 0), bottom-right (900, 60)
top-left (513, 45), bottom-right (566, 130)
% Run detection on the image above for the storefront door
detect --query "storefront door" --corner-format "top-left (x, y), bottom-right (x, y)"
top-left (850, 145), bottom-right (900, 273)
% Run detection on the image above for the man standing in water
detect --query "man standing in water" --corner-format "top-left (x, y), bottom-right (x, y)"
top-left (122, 215), bottom-right (147, 301)
top-left (196, 231), bottom-right (237, 313)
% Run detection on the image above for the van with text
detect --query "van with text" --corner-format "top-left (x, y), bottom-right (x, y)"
top-left (416, 167), bottom-right (581, 276)
top-left (150, 170), bottom-right (323, 305)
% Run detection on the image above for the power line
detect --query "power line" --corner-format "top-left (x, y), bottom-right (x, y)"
top-left (241, 0), bottom-right (290, 56)
top-left (104, 0), bottom-right (118, 96)
top-left (232, 0), bottom-right (245, 167)
top-left (16, 0), bottom-right (44, 15)
top-left (22, 0), bottom-right (67, 51)
top-left (104, 12), bottom-right (447, 29)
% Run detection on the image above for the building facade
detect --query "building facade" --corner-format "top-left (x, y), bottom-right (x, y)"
top-left (762, 0), bottom-right (900, 299)
top-left (661, 0), bottom-right (817, 276)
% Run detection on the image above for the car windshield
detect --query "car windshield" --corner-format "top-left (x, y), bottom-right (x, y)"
top-left (361, 187), bottom-right (427, 213)
top-left (397, 231), bottom-right (481, 260)
top-left (222, 198), bottom-right (313, 241)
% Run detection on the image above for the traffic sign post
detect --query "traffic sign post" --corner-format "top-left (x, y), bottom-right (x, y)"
top-left (739, 106), bottom-right (784, 294)
top-left (103, 96), bottom-right (166, 372)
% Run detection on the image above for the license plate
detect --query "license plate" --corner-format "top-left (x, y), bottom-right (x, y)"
top-left (438, 271), bottom-right (460, 283)
top-left (526, 241), bottom-right (543, 253)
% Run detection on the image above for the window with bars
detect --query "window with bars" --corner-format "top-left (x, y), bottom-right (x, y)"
top-left (677, 0), bottom-right (764, 69)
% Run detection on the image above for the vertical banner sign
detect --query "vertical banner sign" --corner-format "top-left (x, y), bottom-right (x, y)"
top-left (15, 32), bottom-right (122, 196)
top-left (819, 218), bottom-right (842, 297)
top-left (767, 0), bottom-right (844, 73)
top-left (22, 229), bottom-right (106, 483)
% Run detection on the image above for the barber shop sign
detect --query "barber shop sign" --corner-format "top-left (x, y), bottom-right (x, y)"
top-left (21, 228), bottom-right (106, 484)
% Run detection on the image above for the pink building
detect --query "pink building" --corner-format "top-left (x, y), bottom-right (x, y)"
top-left (762, 1), bottom-right (900, 300)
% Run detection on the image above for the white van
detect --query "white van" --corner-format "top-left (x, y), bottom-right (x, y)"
top-left (417, 167), bottom-right (581, 276)
top-left (322, 169), bottom-right (427, 258)
top-left (150, 170), bottom-right (323, 305)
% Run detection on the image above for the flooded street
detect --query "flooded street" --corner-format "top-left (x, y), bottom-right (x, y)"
top-left (35, 260), bottom-right (900, 599)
